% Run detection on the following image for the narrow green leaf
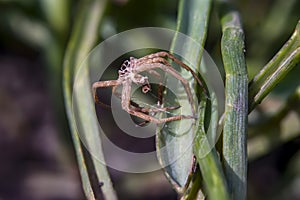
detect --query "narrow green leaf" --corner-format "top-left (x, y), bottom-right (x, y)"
top-left (156, 0), bottom-right (212, 193)
top-left (63, 0), bottom-right (117, 199)
top-left (249, 20), bottom-right (300, 112)
top-left (174, 0), bottom-right (229, 199)
top-left (156, 1), bottom-right (229, 199)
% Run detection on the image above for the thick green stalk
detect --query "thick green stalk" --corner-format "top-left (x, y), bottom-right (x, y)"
top-left (249, 20), bottom-right (300, 112)
top-left (219, 2), bottom-right (248, 199)
top-left (63, 0), bottom-right (117, 199)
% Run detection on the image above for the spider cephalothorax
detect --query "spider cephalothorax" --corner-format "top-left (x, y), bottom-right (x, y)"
top-left (118, 58), bottom-right (151, 93)
top-left (92, 51), bottom-right (207, 124)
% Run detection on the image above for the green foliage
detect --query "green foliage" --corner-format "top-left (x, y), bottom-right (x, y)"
top-left (1, 0), bottom-right (299, 199)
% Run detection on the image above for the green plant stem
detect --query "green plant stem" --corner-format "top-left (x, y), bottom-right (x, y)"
top-left (63, 0), bottom-right (117, 199)
top-left (249, 20), bottom-right (300, 112)
top-left (218, 1), bottom-right (248, 199)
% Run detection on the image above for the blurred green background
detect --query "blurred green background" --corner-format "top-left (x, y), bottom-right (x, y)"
top-left (0, 0), bottom-right (299, 199)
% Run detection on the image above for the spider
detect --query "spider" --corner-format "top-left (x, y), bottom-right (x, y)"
top-left (92, 51), bottom-right (207, 124)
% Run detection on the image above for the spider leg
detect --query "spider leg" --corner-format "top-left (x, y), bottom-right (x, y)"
top-left (112, 85), bottom-right (122, 98)
top-left (110, 79), bottom-right (147, 109)
top-left (132, 105), bottom-right (180, 113)
top-left (131, 104), bottom-right (181, 126)
top-left (147, 69), bottom-right (161, 78)
top-left (111, 80), bottom-right (173, 114)
top-left (130, 70), bottom-right (181, 123)
top-left (93, 80), bottom-right (153, 110)
top-left (92, 78), bottom-right (173, 117)
top-left (145, 69), bottom-right (165, 106)
top-left (138, 57), bottom-right (179, 106)
top-left (163, 52), bottom-right (207, 95)
top-left (127, 108), bottom-right (194, 123)
top-left (92, 80), bottom-right (120, 106)
top-left (138, 52), bottom-right (208, 95)
top-left (134, 63), bottom-right (197, 117)
top-left (122, 80), bottom-right (194, 123)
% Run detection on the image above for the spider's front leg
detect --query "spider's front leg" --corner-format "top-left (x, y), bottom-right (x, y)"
top-left (92, 80), bottom-right (121, 104)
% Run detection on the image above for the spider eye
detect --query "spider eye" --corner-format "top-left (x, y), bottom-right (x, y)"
top-left (121, 60), bottom-right (130, 70)
top-left (120, 65), bottom-right (126, 71)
